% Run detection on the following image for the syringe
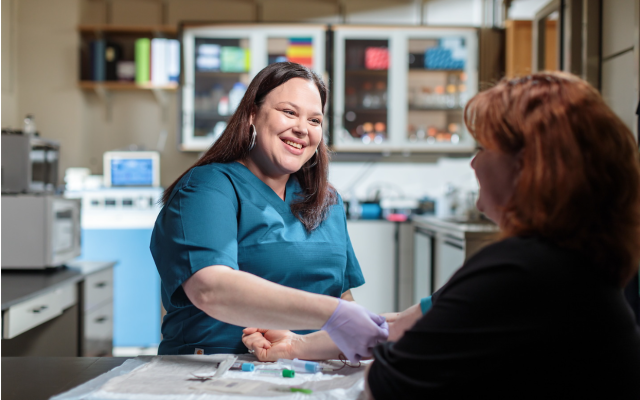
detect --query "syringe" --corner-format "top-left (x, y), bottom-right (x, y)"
top-left (277, 358), bottom-right (333, 373)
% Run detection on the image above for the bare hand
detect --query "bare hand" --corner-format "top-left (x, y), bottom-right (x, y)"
top-left (242, 328), bottom-right (296, 361)
top-left (387, 304), bottom-right (423, 342)
top-left (380, 312), bottom-right (401, 324)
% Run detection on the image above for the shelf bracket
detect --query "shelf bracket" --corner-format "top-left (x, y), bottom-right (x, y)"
top-left (93, 84), bottom-right (113, 122)
top-left (151, 88), bottom-right (169, 124)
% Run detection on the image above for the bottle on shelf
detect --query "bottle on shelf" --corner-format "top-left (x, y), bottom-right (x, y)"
top-left (361, 81), bottom-right (374, 108)
top-left (23, 114), bottom-right (37, 136)
top-left (345, 86), bottom-right (358, 108)
top-left (217, 96), bottom-right (230, 116)
top-left (228, 82), bottom-right (247, 114)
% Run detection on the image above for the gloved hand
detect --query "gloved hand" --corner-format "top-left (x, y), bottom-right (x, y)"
top-left (321, 299), bottom-right (389, 362)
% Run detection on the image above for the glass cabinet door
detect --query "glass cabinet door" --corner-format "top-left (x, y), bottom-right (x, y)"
top-left (405, 35), bottom-right (473, 149)
top-left (333, 31), bottom-right (391, 151)
top-left (332, 27), bottom-right (477, 153)
top-left (182, 30), bottom-right (252, 151)
top-left (181, 25), bottom-right (326, 152)
top-left (343, 39), bottom-right (390, 145)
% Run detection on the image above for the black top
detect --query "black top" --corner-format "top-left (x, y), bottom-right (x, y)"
top-left (369, 236), bottom-right (640, 399)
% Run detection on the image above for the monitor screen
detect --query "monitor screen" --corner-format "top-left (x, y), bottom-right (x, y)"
top-left (111, 158), bottom-right (154, 186)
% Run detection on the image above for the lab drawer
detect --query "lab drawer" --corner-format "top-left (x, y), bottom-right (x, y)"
top-left (83, 302), bottom-right (113, 357)
top-left (84, 268), bottom-right (113, 312)
top-left (2, 283), bottom-right (77, 339)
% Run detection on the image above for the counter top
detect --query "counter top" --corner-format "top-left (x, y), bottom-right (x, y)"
top-left (1, 357), bottom-right (131, 400)
top-left (412, 215), bottom-right (499, 239)
top-left (1, 260), bottom-right (115, 311)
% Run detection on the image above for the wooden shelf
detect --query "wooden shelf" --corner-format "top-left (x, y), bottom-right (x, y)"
top-left (79, 81), bottom-right (178, 91)
top-left (78, 25), bottom-right (178, 35)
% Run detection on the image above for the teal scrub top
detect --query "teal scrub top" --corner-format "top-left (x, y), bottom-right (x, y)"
top-left (150, 162), bottom-right (365, 355)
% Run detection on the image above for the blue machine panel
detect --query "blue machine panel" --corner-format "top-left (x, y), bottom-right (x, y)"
top-left (79, 228), bottom-right (161, 347)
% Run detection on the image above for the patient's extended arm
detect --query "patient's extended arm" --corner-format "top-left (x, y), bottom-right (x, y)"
top-left (242, 328), bottom-right (342, 361)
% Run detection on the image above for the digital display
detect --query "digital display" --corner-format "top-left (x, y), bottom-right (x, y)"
top-left (111, 159), bottom-right (154, 186)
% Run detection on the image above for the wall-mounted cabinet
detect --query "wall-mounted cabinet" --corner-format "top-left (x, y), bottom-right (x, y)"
top-left (331, 26), bottom-right (478, 153)
top-left (77, 25), bottom-right (180, 120)
top-left (78, 25), bottom-right (179, 91)
top-left (180, 24), bottom-right (327, 152)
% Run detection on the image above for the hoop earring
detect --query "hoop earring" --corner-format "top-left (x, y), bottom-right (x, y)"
top-left (247, 124), bottom-right (257, 152)
top-left (305, 148), bottom-right (319, 168)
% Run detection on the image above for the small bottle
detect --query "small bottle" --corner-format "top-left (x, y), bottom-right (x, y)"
top-left (228, 82), bottom-right (247, 114)
top-left (217, 96), bottom-right (229, 116)
top-left (23, 114), bottom-right (37, 136)
top-left (230, 362), bottom-right (255, 372)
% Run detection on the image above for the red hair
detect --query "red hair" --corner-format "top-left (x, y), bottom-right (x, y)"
top-left (464, 72), bottom-right (640, 286)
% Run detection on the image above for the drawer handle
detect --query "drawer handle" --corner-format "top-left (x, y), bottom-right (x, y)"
top-left (31, 305), bottom-right (48, 314)
top-left (95, 316), bottom-right (108, 323)
top-left (95, 282), bottom-right (108, 288)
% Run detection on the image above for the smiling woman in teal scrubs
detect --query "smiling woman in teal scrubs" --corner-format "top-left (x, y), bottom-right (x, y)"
top-left (150, 62), bottom-right (387, 359)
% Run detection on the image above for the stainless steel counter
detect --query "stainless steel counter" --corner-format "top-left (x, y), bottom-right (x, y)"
top-left (412, 215), bottom-right (499, 240)
top-left (411, 215), bottom-right (500, 295)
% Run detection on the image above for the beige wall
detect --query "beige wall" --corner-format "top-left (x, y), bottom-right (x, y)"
top-left (6, 0), bottom-right (464, 187)
top-left (2, 0), bottom-right (19, 128)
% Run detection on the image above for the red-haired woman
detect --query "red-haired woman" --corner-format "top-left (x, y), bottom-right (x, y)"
top-left (244, 72), bottom-right (640, 398)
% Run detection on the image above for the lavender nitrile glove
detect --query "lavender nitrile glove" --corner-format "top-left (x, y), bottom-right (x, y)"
top-left (321, 299), bottom-right (389, 363)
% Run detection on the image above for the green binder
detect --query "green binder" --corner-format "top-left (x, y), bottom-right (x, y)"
top-left (135, 38), bottom-right (150, 84)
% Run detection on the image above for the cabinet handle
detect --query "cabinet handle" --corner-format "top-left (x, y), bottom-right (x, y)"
top-left (95, 282), bottom-right (108, 288)
top-left (31, 305), bottom-right (48, 313)
top-left (94, 316), bottom-right (108, 323)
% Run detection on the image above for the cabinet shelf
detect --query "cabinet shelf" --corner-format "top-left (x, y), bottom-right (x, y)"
top-left (408, 106), bottom-right (463, 112)
top-left (79, 81), bottom-right (178, 91)
top-left (78, 25), bottom-right (178, 36)
top-left (195, 71), bottom-right (249, 77)
top-left (345, 69), bottom-right (389, 75)
top-left (345, 107), bottom-right (388, 112)
top-left (408, 69), bottom-right (464, 73)
top-left (193, 112), bottom-right (230, 120)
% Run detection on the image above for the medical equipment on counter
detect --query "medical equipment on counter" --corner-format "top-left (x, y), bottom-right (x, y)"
top-left (219, 362), bottom-right (255, 372)
top-left (50, 355), bottom-right (368, 400)
top-left (66, 186), bottom-right (163, 351)
top-left (255, 369), bottom-right (296, 378)
top-left (103, 151), bottom-right (160, 188)
top-left (277, 358), bottom-right (333, 373)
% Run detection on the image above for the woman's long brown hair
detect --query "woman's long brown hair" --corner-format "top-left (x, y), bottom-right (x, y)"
top-left (162, 62), bottom-right (336, 232)
top-left (465, 72), bottom-right (640, 287)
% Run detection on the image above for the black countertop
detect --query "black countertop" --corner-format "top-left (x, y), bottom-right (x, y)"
top-left (1, 357), bottom-right (131, 400)
top-left (1, 260), bottom-right (115, 311)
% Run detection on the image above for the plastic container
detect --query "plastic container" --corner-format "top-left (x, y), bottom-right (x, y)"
top-left (228, 82), bottom-right (247, 114)
top-left (23, 114), bottom-right (37, 136)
